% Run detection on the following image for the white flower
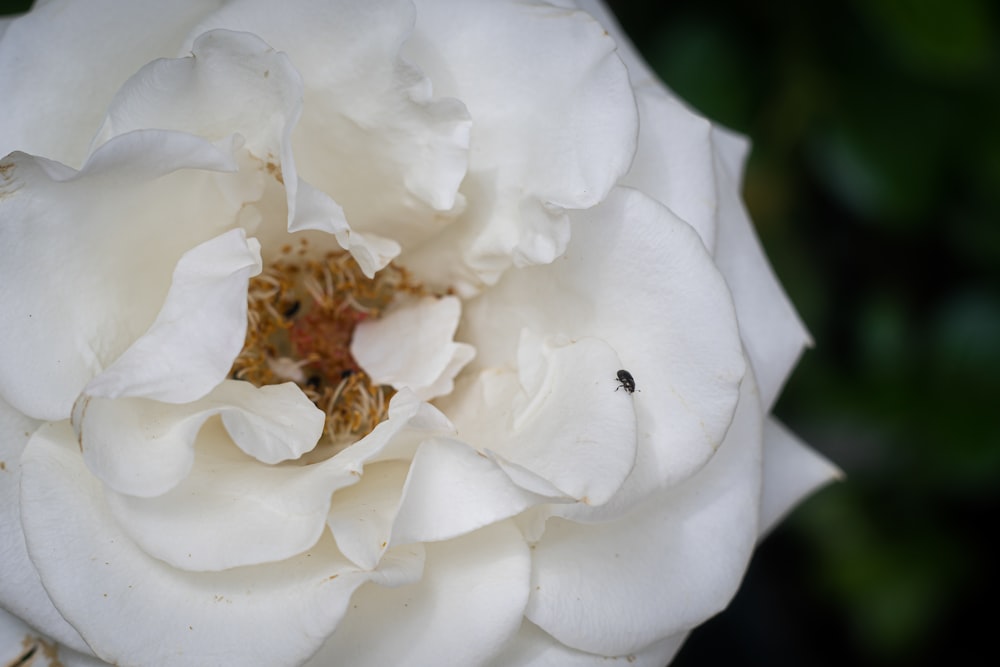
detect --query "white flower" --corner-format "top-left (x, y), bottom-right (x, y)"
top-left (0, 1), bottom-right (840, 665)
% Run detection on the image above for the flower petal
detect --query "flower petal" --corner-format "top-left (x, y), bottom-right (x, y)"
top-left (445, 334), bottom-right (637, 506)
top-left (0, 398), bottom-right (90, 655)
top-left (84, 228), bottom-right (261, 403)
top-left (91, 29), bottom-right (301, 161)
top-left (486, 620), bottom-right (687, 667)
top-left (74, 380), bottom-right (324, 498)
top-left (461, 188), bottom-right (745, 504)
top-left (183, 0), bottom-right (471, 268)
top-left (525, 373), bottom-right (764, 656)
top-left (0, 132), bottom-right (253, 421)
top-left (0, 606), bottom-right (108, 667)
top-left (401, 0), bottom-right (637, 285)
top-left (759, 417), bottom-right (842, 535)
top-left (20, 422), bottom-right (424, 667)
top-left (325, 461), bottom-right (410, 571)
top-left (351, 296), bottom-right (475, 400)
top-left (306, 522), bottom-right (530, 667)
top-left (106, 419), bottom-right (332, 571)
top-left (390, 437), bottom-right (563, 546)
top-left (0, 0), bottom-right (225, 166)
top-left (711, 126), bottom-right (812, 411)
top-left (621, 84), bottom-right (719, 251)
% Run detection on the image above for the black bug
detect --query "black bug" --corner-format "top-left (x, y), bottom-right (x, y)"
top-left (615, 369), bottom-right (636, 394)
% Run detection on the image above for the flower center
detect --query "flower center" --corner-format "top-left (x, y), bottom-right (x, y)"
top-left (230, 239), bottom-right (425, 446)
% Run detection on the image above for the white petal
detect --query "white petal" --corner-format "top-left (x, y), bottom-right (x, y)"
top-left (0, 0), bottom-right (225, 166)
top-left (487, 620), bottom-right (687, 667)
top-left (351, 296), bottom-right (475, 400)
top-left (318, 392), bottom-right (456, 570)
top-left (0, 133), bottom-right (254, 421)
top-left (20, 423), bottom-right (422, 667)
top-left (184, 0), bottom-right (471, 265)
top-left (445, 334), bottom-right (637, 506)
top-left (105, 418), bottom-right (331, 571)
top-left (390, 437), bottom-right (561, 546)
top-left (401, 0), bottom-right (637, 284)
top-left (325, 461), bottom-right (410, 571)
top-left (307, 522), bottom-right (530, 667)
top-left (74, 380), bottom-right (324, 498)
top-left (92, 29), bottom-right (301, 160)
top-left (461, 188), bottom-right (745, 505)
top-left (0, 607), bottom-right (109, 667)
top-left (525, 374), bottom-right (764, 655)
top-left (759, 418), bottom-right (842, 535)
top-left (621, 84), bottom-right (719, 251)
top-left (711, 126), bottom-right (812, 411)
top-left (84, 229), bottom-right (261, 403)
top-left (0, 398), bottom-right (90, 654)
top-left (571, 0), bottom-right (661, 89)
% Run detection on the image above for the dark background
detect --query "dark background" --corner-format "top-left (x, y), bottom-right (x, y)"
top-left (606, 1), bottom-right (999, 665)
top-left (3, 1), bottom-right (998, 665)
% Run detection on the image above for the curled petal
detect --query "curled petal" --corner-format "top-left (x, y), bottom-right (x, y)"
top-left (402, 0), bottom-right (637, 285)
top-left (184, 0), bottom-right (471, 271)
top-left (351, 296), bottom-right (475, 400)
top-left (0, 0), bottom-right (226, 166)
top-left (107, 419), bottom-right (333, 571)
top-left (74, 380), bottom-right (325, 498)
top-left (326, 461), bottom-right (410, 571)
top-left (92, 29), bottom-right (302, 160)
top-left (20, 422), bottom-right (424, 667)
top-left (390, 437), bottom-right (564, 546)
top-left (84, 228), bottom-right (261, 403)
top-left (307, 522), bottom-right (530, 667)
top-left (0, 132), bottom-right (251, 421)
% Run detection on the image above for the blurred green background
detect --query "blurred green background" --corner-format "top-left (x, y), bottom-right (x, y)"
top-left (3, 0), bottom-right (998, 665)
top-left (607, 0), bottom-right (1000, 664)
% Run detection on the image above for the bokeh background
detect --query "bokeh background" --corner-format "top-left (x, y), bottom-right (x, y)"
top-left (3, 1), bottom-right (998, 665)
top-left (606, 0), bottom-right (1000, 665)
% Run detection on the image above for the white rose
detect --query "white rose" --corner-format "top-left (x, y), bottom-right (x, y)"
top-left (0, 1), bottom-right (839, 665)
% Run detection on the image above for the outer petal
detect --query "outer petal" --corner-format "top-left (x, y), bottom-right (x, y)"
top-left (19, 422), bottom-right (424, 667)
top-left (525, 373), bottom-right (764, 656)
top-left (759, 417), bottom-right (842, 535)
top-left (621, 84), bottom-right (719, 251)
top-left (306, 522), bottom-right (530, 667)
top-left (402, 0), bottom-right (637, 286)
top-left (577, 0), bottom-right (812, 412)
top-left (0, 132), bottom-right (254, 421)
top-left (0, 398), bottom-right (90, 655)
top-left (351, 296), bottom-right (475, 400)
top-left (487, 620), bottom-right (687, 667)
top-left (460, 188), bottom-right (745, 504)
top-left (0, 607), bottom-right (108, 667)
top-left (710, 127), bottom-right (813, 411)
top-left (0, 0), bottom-right (224, 166)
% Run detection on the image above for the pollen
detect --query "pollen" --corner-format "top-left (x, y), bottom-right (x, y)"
top-left (230, 240), bottom-right (426, 446)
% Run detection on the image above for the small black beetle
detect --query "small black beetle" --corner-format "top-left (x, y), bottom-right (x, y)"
top-left (615, 369), bottom-right (636, 394)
